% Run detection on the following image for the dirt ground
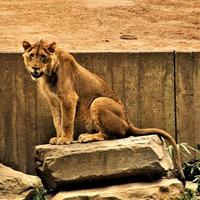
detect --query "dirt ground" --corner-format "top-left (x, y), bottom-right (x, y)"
top-left (1, 0), bottom-right (200, 52)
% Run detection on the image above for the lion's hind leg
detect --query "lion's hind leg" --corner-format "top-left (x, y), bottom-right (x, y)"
top-left (78, 97), bottom-right (128, 143)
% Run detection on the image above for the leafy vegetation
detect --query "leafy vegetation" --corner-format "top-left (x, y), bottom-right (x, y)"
top-left (184, 159), bottom-right (200, 181)
top-left (178, 188), bottom-right (197, 200)
top-left (184, 159), bottom-right (200, 196)
top-left (167, 143), bottom-right (200, 197)
top-left (167, 143), bottom-right (199, 159)
top-left (32, 188), bottom-right (47, 200)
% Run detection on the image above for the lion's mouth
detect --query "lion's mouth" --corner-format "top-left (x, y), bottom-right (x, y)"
top-left (31, 71), bottom-right (44, 79)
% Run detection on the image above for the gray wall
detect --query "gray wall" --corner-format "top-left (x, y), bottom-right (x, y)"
top-left (0, 52), bottom-right (199, 174)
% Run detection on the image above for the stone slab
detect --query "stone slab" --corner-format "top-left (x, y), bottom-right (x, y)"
top-left (52, 179), bottom-right (183, 200)
top-left (35, 135), bottom-right (173, 189)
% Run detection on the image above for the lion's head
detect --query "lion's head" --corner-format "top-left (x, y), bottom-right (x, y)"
top-left (22, 40), bottom-right (56, 80)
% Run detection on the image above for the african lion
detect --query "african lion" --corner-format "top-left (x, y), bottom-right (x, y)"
top-left (22, 40), bottom-right (185, 186)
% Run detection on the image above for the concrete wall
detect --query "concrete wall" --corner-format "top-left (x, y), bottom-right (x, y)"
top-left (0, 52), bottom-right (199, 174)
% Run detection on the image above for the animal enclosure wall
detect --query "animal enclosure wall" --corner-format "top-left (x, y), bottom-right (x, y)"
top-left (0, 52), bottom-right (199, 174)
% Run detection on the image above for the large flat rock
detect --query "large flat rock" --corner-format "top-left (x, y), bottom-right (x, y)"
top-left (0, 163), bottom-right (43, 200)
top-left (52, 179), bottom-right (183, 200)
top-left (35, 135), bottom-right (174, 189)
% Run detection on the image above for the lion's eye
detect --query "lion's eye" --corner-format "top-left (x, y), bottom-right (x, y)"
top-left (41, 55), bottom-right (47, 63)
top-left (29, 53), bottom-right (34, 60)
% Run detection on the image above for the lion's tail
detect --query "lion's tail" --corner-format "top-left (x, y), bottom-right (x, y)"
top-left (126, 120), bottom-right (185, 187)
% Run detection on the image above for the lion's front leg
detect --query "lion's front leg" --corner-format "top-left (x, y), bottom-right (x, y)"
top-left (56, 93), bottom-right (78, 145)
top-left (47, 98), bottom-right (62, 145)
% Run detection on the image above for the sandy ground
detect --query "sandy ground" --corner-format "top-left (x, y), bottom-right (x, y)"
top-left (1, 0), bottom-right (200, 52)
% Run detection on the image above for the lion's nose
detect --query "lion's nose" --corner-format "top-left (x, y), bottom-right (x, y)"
top-left (32, 66), bottom-right (40, 70)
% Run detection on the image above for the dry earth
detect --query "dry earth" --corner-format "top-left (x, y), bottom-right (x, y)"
top-left (1, 0), bottom-right (200, 52)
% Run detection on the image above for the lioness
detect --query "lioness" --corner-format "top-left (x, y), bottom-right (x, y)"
top-left (22, 40), bottom-right (185, 186)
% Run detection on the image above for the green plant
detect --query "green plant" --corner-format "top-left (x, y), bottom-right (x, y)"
top-left (32, 188), bottom-right (47, 200)
top-left (183, 159), bottom-right (200, 182)
top-left (168, 143), bottom-right (200, 196)
top-left (178, 188), bottom-right (197, 200)
top-left (167, 143), bottom-right (200, 185)
top-left (167, 143), bottom-right (199, 159)
top-left (194, 175), bottom-right (200, 196)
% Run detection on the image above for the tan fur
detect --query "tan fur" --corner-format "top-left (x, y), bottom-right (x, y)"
top-left (22, 40), bottom-right (185, 186)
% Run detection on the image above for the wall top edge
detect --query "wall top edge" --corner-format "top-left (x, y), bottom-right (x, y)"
top-left (0, 50), bottom-right (200, 54)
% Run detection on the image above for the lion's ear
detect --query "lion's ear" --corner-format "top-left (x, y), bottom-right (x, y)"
top-left (22, 41), bottom-right (32, 51)
top-left (47, 42), bottom-right (56, 53)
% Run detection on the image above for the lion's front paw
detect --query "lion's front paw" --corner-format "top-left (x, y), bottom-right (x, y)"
top-left (49, 137), bottom-right (58, 145)
top-left (78, 134), bottom-right (94, 143)
top-left (56, 137), bottom-right (73, 145)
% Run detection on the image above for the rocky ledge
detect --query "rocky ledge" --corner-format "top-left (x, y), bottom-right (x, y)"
top-left (35, 135), bottom-right (174, 190)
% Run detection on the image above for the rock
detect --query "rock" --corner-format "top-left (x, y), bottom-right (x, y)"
top-left (0, 163), bottom-right (43, 200)
top-left (52, 179), bottom-right (183, 200)
top-left (35, 135), bottom-right (174, 190)
top-left (120, 34), bottom-right (137, 40)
